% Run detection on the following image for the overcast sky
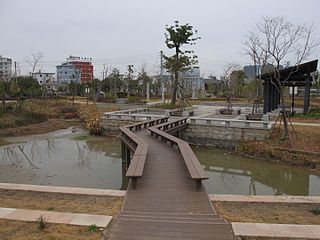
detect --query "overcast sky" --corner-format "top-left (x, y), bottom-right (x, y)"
top-left (0, 0), bottom-right (319, 78)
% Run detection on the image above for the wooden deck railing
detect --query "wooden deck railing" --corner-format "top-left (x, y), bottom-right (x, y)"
top-left (119, 117), bottom-right (170, 189)
top-left (148, 118), bottom-right (208, 191)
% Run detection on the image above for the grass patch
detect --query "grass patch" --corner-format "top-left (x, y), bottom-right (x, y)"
top-left (151, 103), bottom-right (180, 109)
top-left (0, 99), bottom-right (79, 130)
top-left (0, 219), bottom-right (101, 240)
top-left (72, 135), bottom-right (89, 141)
top-left (214, 201), bottom-right (320, 225)
top-left (0, 189), bottom-right (123, 216)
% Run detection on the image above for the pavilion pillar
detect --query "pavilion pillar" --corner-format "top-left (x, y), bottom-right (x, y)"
top-left (270, 84), bottom-right (275, 111)
top-left (304, 77), bottom-right (311, 114)
top-left (263, 80), bottom-right (270, 114)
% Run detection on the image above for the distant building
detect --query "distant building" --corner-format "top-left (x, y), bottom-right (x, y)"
top-left (33, 70), bottom-right (55, 85)
top-left (243, 65), bottom-right (259, 79)
top-left (181, 66), bottom-right (202, 98)
top-left (67, 56), bottom-right (93, 84)
top-left (56, 55), bottom-right (93, 84)
top-left (0, 55), bottom-right (12, 80)
top-left (57, 62), bottom-right (80, 84)
top-left (243, 63), bottom-right (284, 79)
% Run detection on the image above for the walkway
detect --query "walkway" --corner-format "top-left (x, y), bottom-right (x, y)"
top-left (107, 125), bottom-right (235, 239)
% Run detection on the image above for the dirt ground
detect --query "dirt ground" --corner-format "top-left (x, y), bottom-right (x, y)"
top-left (214, 201), bottom-right (320, 225)
top-left (0, 119), bottom-right (82, 137)
top-left (0, 190), bottom-right (123, 240)
top-left (0, 189), bottom-right (123, 216)
top-left (0, 219), bottom-right (102, 240)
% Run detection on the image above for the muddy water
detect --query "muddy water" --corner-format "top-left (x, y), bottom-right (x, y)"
top-left (1, 128), bottom-right (320, 195)
top-left (0, 127), bottom-right (126, 189)
top-left (193, 146), bottom-right (320, 196)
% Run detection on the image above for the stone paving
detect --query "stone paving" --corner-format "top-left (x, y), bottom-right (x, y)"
top-left (0, 207), bottom-right (112, 227)
top-left (0, 183), bottom-right (126, 197)
top-left (210, 194), bottom-right (320, 203)
top-left (232, 222), bottom-right (320, 239)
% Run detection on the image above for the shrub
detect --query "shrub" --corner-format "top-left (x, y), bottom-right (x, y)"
top-left (36, 215), bottom-right (48, 230)
top-left (87, 224), bottom-right (98, 233)
top-left (310, 207), bottom-right (320, 215)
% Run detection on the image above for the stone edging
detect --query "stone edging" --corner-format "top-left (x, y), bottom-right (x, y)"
top-left (209, 194), bottom-right (320, 204)
top-left (0, 183), bottom-right (126, 197)
top-left (232, 222), bottom-right (320, 239)
top-left (0, 207), bottom-right (112, 227)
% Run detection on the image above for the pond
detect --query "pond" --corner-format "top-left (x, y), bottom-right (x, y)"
top-left (1, 128), bottom-right (319, 196)
top-left (0, 127), bottom-right (126, 190)
top-left (193, 146), bottom-right (320, 196)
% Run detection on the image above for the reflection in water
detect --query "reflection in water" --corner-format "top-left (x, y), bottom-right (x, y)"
top-left (0, 130), bottom-right (125, 190)
top-left (193, 146), bottom-right (320, 196)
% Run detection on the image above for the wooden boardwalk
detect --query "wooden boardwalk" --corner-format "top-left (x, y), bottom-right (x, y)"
top-left (107, 121), bottom-right (235, 240)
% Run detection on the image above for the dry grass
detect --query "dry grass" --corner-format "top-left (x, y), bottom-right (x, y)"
top-left (214, 201), bottom-right (320, 225)
top-left (0, 219), bottom-right (102, 240)
top-left (0, 190), bottom-right (123, 216)
top-left (0, 189), bottom-right (124, 239)
top-left (237, 125), bottom-right (320, 171)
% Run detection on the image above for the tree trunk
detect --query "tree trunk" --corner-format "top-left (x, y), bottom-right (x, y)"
top-left (280, 92), bottom-right (289, 138)
top-left (2, 82), bottom-right (6, 111)
top-left (171, 72), bottom-right (178, 105)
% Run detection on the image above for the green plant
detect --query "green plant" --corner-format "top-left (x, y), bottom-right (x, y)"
top-left (47, 207), bottom-right (55, 211)
top-left (310, 207), bottom-right (320, 215)
top-left (87, 224), bottom-right (98, 233)
top-left (36, 215), bottom-right (48, 230)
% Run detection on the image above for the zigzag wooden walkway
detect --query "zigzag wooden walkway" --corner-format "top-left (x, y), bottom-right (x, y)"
top-left (107, 119), bottom-right (235, 240)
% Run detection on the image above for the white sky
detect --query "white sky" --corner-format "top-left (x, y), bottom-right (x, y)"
top-left (0, 0), bottom-right (319, 78)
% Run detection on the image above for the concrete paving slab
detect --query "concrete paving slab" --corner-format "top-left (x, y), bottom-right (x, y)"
top-left (0, 183), bottom-right (126, 197)
top-left (71, 213), bottom-right (112, 227)
top-left (232, 222), bottom-right (320, 239)
top-left (210, 194), bottom-right (320, 204)
top-left (0, 208), bottom-right (15, 218)
top-left (0, 208), bottom-right (112, 227)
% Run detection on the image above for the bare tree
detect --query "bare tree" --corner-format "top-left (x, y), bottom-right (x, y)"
top-left (24, 52), bottom-right (44, 75)
top-left (222, 63), bottom-right (240, 110)
top-left (244, 16), bottom-right (319, 138)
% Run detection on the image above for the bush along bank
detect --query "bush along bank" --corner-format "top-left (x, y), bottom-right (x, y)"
top-left (236, 128), bottom-right (320, 172)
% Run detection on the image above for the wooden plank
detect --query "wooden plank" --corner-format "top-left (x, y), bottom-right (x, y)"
top-left (110, 118), bottom-right (235, 239)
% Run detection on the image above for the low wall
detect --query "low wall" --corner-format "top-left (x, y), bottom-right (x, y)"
top-left (182, 124), bottom-right (270, 148)
top-left (101, 119), bottom-right (140, 134)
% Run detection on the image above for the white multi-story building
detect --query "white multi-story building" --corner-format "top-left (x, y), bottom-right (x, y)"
top-left (181, 66), bottom-right (202, 98)
top-left (0, 55), bottom-right (12, 80)
top-left (33, 70), bottom-right (56, 85)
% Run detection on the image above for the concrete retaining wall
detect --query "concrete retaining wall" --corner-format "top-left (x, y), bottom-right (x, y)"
top-left (101, 119), bottom-right (140, 134)
top-left (182, 124), bottom-right (270, 148)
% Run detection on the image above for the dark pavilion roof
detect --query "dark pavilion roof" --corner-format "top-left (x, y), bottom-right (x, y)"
top-left (260, 60), bottom-right (318, 86)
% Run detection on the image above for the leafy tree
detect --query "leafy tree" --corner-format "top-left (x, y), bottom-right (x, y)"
top-left (16, 76), bottom-right (41, 98)
top-left (137, 67), bottom-right (151, 98)
top-left (108, 68), bottom-right (123, 98)
top-left (125, 65), bottom-right (135, 96)
top-left (164, 21), bottom-right (200, 105)
top-left (229, 70), bottom-right (247, 98)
